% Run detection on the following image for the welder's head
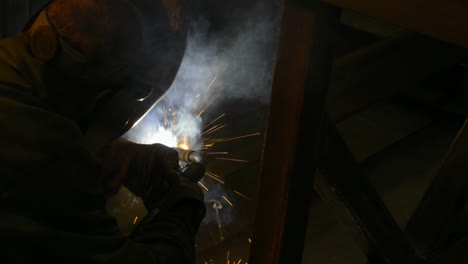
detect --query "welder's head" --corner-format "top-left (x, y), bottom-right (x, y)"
top-left (26, 0), bottom-right (143, 87)
top-left (23, 0), bottom-right (188, 151)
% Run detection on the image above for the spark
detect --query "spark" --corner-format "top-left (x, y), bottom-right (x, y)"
top-left (198, 88), bottom-right (223, 118)
top-left (215, 158), bottom-right (248, 163)
top-left (133, 216), bottom-right (139, 225)
top-left (223, 196), bottom-right (233, 206)
top-left (207, 152), bottom-right (229, 155)
top-left (192, 147), bottom-right (210, 151)
top-left (205, 172), bottom-right (225, 184)
top-left (216, 133), bottom-right (261, 143)
top-left (202, 124), bottom-right (223, 136)
top-left (198, 182), bottom-right (209, 191)
top-left (178, 144), bottom-right (190, 150)
top-left (206, 124), bottom-right (228, 135)
top-left (248, 238), bottom-right (252, 243)
top-left (163, 112), bottom-right (167, 127)
top-left (206, 76), bottom-right (218, 93)
top-left (234, 191), bottom-right (250, 200)
top-left (177, 136), bottom-right (190, 150)
top-left (190, 97), bottom-right (201, 114)
top-left (203, 113), bottom-right (226, 130)
top-left (192, 76), bottom-right (218, 115)
top-left (206, 171), bottom-right (224, 181)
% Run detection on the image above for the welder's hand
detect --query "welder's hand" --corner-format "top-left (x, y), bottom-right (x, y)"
top-left (99, 138), bottom-right (179, 204)
top-left (145, 165), bottom-right (206, 230)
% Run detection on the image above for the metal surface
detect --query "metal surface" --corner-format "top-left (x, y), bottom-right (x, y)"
top-left (0, 1), bottom-right (3, 37)
top-left (321, 0), bottom-right (468, 48)
top-left (315, 120), bottom-right (421, 264)
top-left (249, 1), bottom-right (336, 263)
top-left (177, 148), bottom-right (203, 164)
top-left (328, 33), bottom-right (467, 122)
top-left (406, 119), bottom-right (468, 252)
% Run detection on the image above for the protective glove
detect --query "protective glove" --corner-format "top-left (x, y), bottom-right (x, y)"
top-left (99, 138), bottom-right (179, 203)
top-left (100, 138), bottom-right (206, 231)
top-left (151, 163), bottom-right (205, 210)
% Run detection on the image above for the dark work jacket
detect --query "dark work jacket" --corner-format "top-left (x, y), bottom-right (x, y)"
top-left (0, 36), bottom-right (198, 263)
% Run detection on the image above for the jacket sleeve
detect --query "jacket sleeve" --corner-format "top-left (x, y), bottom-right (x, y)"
top-left (92, 199), bottom-right (205, 264)
top-left (73, 149), bottom-right (206, 264)
top-left (2, 145), bottom-right (205, 264)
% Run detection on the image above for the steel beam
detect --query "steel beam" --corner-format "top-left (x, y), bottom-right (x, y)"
top-left (328, 33), bottom-right (467, 122)
top-left (405, 119), bottom-right (468, 252)
top-left (321, 0), bottom-right (468, 48)
top-left (315, 120), bottom-right (422, 264)
top-left (248, 1), bottom-right (337, 263)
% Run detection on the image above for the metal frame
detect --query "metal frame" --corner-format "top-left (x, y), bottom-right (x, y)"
top-left (249, 1), bottom-right (337, 263)
top-left (250, 0), bottom-right (468, 263)
top-left (322, 0), bottom-right (468, 48)
top-left (406, 119), bottom-right (468, 252)
top-left (315, 120), bottom-right (421, 264)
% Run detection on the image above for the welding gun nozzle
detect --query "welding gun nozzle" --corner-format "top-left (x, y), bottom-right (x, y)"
top-left (176, 148), bottom-right (203, 164)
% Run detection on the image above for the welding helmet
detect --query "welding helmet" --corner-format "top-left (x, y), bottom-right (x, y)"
top-left (23, 0), bottom-right (187, 152)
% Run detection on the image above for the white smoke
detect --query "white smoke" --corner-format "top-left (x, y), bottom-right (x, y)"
top-left (124, 2), bottom-right (280, 231)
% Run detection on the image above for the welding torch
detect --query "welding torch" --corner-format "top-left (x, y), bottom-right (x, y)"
top-left (175, 148), bottom-right (205, 183)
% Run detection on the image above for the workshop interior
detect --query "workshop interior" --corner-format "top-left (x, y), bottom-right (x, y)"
top-left (2, 0), bottom-right (468, 263)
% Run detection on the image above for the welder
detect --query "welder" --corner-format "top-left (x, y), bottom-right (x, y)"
top-left (0, 0), bottom-right (205, 263)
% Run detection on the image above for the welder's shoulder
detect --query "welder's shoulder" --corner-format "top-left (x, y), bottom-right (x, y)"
top-left (0, 36), bottom-right (101, 207)
top-left (0, 36), bottom-right (84, 156)
top-left (0, 36), bottom-right (47, 111)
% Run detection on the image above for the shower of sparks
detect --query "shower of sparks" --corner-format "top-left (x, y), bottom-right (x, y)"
top-left (204, 124), bottom-right (228, 135)
top-left (203, 113), bottom-right (226, 130)
top-left (140, 75), bottom-right (261, 264)
top-left (198, 88), bottom-right (223, 118)
top-left (202, 124), bottom-right (226, 136)
top-left (222, 196), bottom-right (233, 206)
top-left (215, 158), bottom-right (249, 163)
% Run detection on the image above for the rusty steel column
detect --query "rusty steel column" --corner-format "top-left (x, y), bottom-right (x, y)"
top-left (0, 0), bottom-right (4, 38)
top-left (249, 1), bottom-right (337, 263)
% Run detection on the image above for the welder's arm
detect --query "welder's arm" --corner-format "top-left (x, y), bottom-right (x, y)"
top-left (127, 181), bottom-right (206, 264)
top-left (107, 176), bottom-right (205, 264)
top-left (96, 139), bottom-right (206, 263)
